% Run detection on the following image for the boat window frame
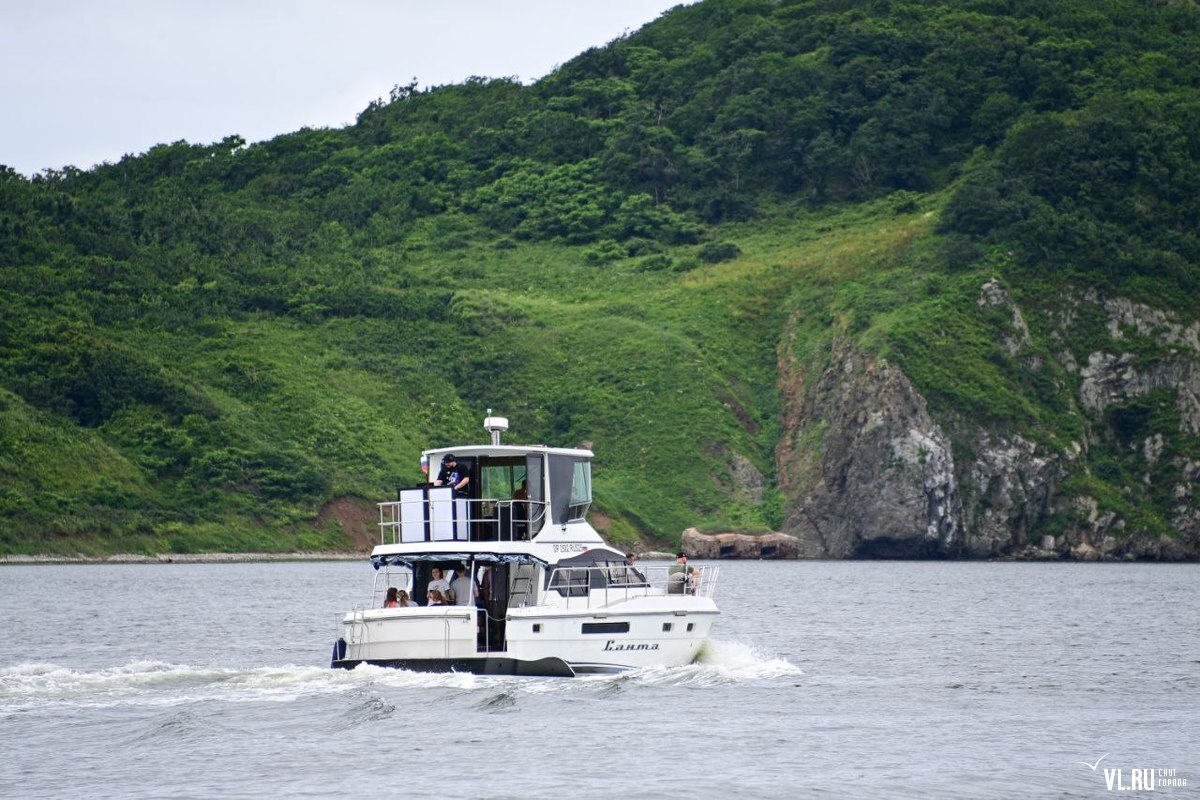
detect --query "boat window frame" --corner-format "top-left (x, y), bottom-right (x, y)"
top-left (547, 454), bottom-right (591, 524)
top-left (568, 460), bottom-right (591, 521)
top-left (544, 552), bottom-right (648, 596)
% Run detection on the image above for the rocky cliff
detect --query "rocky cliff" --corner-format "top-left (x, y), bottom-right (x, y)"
top-left (773, 280), bottom-right (1200, 561)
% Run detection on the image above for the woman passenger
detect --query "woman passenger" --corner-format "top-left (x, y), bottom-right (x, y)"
top-left (383, 587), bottom-right (400, 608)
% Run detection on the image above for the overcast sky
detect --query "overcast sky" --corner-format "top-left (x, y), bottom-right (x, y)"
top-left (1, 0), bottom-right (691, 177)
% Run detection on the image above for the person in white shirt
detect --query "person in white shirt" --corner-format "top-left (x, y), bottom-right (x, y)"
top-left (449, 564), bottom-right (477, 606)
top-left (427, 567), bottom-right (451, 599)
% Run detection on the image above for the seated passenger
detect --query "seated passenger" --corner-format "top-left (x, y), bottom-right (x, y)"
top-left (501, 480), bottom-right (529, 540)
top-left (427, 589), bottom-right (449, 606)
top-left (383, 587), bottom-right (400, 608)
top-left (397, 590), bottom-right (417, 607)
top-left (427, 567), bottom-right (451, 597)
top-left (667, 552), bottom-right (695, 595)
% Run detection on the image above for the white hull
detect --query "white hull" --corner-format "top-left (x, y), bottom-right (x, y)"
top-left (335, 598), bottom-right (718, 675)
top-left (504, 604), bottom-right (718, 672)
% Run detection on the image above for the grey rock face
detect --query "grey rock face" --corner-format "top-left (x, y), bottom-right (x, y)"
top-left (776, 338), bottom-right (962, 558)
top-left (978, 278), bottom-right (1032, 356)
top-left (963, 432), bottom-right (1066, 557)
top-left (1079, 352), bottom-right (1200, 435)
top-left (770, 281), bottom-right (1198, 561)
top-left (1097, 293), bottom-right (1200, 352)
top-left (728, 452), bottom-right (765, 503)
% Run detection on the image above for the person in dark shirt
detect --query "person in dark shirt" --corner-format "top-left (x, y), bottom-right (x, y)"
top-left (435, 454), bottom-right (470, 495)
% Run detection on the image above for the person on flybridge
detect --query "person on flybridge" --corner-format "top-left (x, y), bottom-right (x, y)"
top-left (434, 454), bottom-right (470, 495)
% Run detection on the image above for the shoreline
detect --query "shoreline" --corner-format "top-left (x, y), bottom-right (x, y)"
top-left (2, 551), bottom-right (1195, 566)
top-left (0, 551), bottom-right (366, 566)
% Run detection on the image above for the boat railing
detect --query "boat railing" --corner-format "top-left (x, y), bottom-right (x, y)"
top-left (378, 491), bottom-right (547, 544)
top-left (541, 564), bottom-right (720, 611)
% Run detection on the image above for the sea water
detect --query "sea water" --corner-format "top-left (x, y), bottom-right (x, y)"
top-left (1, 560), bottom-right (1196, 799)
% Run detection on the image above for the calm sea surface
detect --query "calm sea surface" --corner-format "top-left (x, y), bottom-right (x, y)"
top-left (1, 560), bottom-right (1196, 799)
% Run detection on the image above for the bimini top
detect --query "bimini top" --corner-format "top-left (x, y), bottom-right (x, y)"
top-left (371, 549), bottom-right (547, 570)
top-left (369, 532), bottom-right (620, 568)
top-left (424, 444), bottom-right (594, 461)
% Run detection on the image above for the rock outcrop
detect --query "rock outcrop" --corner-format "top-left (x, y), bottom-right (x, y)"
top-left (770, 281), bottom-right (1199, 560)
top-left (776, 338), bottom-right (962, 558)
top-left (961, 431), bottom-right (1067, 556)
top-left (681, 527), bottom-right (800, 559)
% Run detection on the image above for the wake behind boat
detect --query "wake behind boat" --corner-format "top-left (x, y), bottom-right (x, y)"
top-left (330, 414), bottom-right (719, 677)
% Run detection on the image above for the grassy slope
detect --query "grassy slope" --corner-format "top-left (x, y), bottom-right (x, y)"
top-left (4, 183), bottom-right (1194, 555)
top-left (1, 185), bottom-right (939, 554)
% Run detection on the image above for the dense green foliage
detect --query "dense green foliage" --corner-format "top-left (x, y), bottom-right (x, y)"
top-left (2, 0), bottom-right (1197, 554)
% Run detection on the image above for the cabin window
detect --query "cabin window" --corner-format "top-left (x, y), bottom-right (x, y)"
top-left (547, 568), bottom-right (591, 597)
top-left (480, 459), bottom-right (527, 502)
top-left (548, 454), bottom-right (592, 524)
top-left (662, 623), bottom-right (673, 632)
top-left (474, 456), bottom-right (538, 541)
top-left (606, 562), bottom-right (647, 586)
top-left (546, 557), bottom-right (647, 595)
top-left (582, 622), bottom-right (629, 634)
top-left (568, 461), bottom-right (591, 520)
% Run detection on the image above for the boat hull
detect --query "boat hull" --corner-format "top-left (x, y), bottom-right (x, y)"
top-left (332, 602), bottom-right (718, 677)
top-left (331, 653), bottom-right (577, 677)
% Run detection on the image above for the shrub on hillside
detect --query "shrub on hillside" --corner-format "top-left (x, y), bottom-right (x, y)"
top-left (697, 241), bottom-right (741, 263)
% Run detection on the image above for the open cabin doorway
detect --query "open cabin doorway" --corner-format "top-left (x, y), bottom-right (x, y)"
top-left (477, 455), bottom-right (544, 540)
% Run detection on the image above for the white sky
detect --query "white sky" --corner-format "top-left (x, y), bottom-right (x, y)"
top-left (1, 1), bottom-right (691, 176)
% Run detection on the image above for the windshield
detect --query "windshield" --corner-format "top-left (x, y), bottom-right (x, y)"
top-left (569, 460), bottom-right (591, 520)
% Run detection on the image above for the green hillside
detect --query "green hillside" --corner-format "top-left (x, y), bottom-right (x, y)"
top-left (2, 0), bottom-right (1197, 557)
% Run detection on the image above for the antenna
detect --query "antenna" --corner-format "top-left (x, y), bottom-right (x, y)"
top-left (483, 409), bottom-right (508, 446)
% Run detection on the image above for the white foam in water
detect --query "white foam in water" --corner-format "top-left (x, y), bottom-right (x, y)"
top-left (0, 661), bottom-right (363, 712)
top-left (0, 643), bottom-right (798, 712)
top-left (341, 663), bottom-right (481, 691)
top-left (503, 638), bottom-right (802, 693)
top-left (696, 638), bottom-right (802, 680)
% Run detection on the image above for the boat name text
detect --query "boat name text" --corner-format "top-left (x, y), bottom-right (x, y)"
top-left (603, 640), bottom-right (660, 651)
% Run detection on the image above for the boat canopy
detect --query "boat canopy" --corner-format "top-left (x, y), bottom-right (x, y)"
top-left (371, 551), bottom-right (547, 570)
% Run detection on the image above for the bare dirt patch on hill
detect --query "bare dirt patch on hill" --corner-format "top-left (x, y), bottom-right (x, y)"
top-left (316, 496), bottom-right (379, 552)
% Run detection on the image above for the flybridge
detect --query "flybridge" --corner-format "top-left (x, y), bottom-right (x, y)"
top-left (379, 414), bottom-right (594, 545)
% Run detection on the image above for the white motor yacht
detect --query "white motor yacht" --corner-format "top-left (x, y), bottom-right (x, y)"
top-left (331, 414), bottom-right (719, 676)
